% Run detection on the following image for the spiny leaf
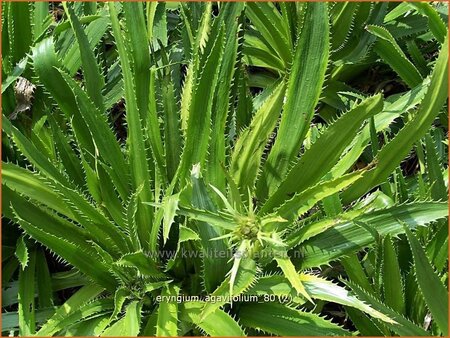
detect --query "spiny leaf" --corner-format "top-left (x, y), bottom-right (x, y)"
top-left (270, 169), bottom-right (365, 221)
top-left (189, 166), bottom-right (230, 293)
top-left (162, 193), bottom-right (181, 245)
top-left (246, 3), bottom-right (292, 65)
top-left (382, 235), bottom-right (405, 315)
top-left (36, 285), bottom-right (106, 336)
top-left (298, 202), bottom-right (448, 268)
top-left (15, 235), bottom-right (29, 270)
top-left (146, 67), bottom-right (166, 181)
top-left (178, 24), bottom-right (226, 183)
top-left (425, 132), bottom-right (447, 200)
top-left (62, 2), bottom-right (105, 111)
top-left (230, 80), bottom-right (285, 193)
top-left (109, 2), bottom-right (153, 250)
top-left (156, 284), bottom-right (180, 336)
top-left (274, 249), bottom-right (313, 303)
top-left (31, 37), bottom-right (95, 153)
top-left (239, 302), bottom-right (350, 336)
top-left (409, 2), bottom-right (446, 43)
top-left (201, 251), bottom-right (257, 319)
top-left (331, 79), bottom-right (430, 178)
top-left (180, 301), bottom-right (245, 337)
top-left (367, 24), bottom-right (422, 88)
top-left (345, 280), bottom-right (430, 336)
top-left (18, 249), bottom-right (36, 336)
top-left (264, 94), bottom-right (383, 212)
top-left (12, 199), bottom-right (117, 291)
top-left (258, 2), bottom-right (329, 199)
top-left (123, 2), bottom-right (151, 121)
top-left (403, 223), bottom-right (448, 335)
top-left (207, 2), bottom-right (244, 192)
top-left (300, 273), bottom-right (395, 324)
top-left (342, 35), bottom-right (448, 203)
top-left (115, 251), bottom-right (165, 278)
top-left (101, 301), bottom-right (142, 337)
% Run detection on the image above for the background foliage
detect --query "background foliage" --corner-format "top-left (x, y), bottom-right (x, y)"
top-left (1, 1), bottom-right (449, 336)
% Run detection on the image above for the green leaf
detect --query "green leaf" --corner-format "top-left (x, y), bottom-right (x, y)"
top-left (61, 10), bottom-right (109, 76)
top-left (264, 94), bottom-right (383, 211)
top-left (188, 167), bottom-right (230, 293)
top-left (123, 2), bottom-right (151, 120)
top-left (346, 280), bottom-right (430, 336)
top-left (11, 196), bottom-right (117, 291)
top-left (15, 235), bottom-right (29, 270)
top-left (2, 56), bottom-right (28, 94)
top-left (2, 118), bottom-right (71, 186)
top-left (342, 35), bottom-right (448, 203)
top-left (274, 250), bottom-right (312, 303)
top-left (331, 79), bottom-right (430, 178)
top-left (165, 225), bottom-right (200, 271)
top-left (47, 116), bottom-right (85, 187)
top-left (49, 299), bottom-right (113, 336)
top-left (246, 3), bottom-right (292, 65)
top-left (146, 67), bottom-right (166, 180)
top-left (403, 224), bottom-right (448, 334)
top-left (367, 25), bottom-right (422, 88)
top-left (110, 287), bottom-right (130, 322)
top-left (115, 251), bottom-right (165, 278)
top-left (7, 2), bottom-right (32, 65)
top-left (175, 206), bottom-right (235, 231)
top-left (231, 81), bottom-right (285, 192)
top-left (180, 302), bottom-right (245, 336)
top-left (271, 170), bottom-right (365, 221)
top-left (64, 315), bottom-right (110, 336)
top-left (33, 2), bottom-right (51, 41)
top-left (36, 249), bottom-right (53, 309)
top-left (298, 202), bottom-right (448, 268)
top-left (207, 3), bottom-right (244, 192)
top-left (330, 2), bottom-right (360, 50)
top-left (37, 285), bottom-right (106, 336)
top-left (333, 3), bottom-right (387, 63)
top-left (162, 193), bottom-right (181, 245)
top-left (57, 70), bottom-right (130, 199)
top-left (425, 132), bottom-right (447, 200)
top-left (300, 273), bottom-right (394, 323)
top-left (239, 302), bottom-right (349, 336)
top-left (179, 225), bottom-right (200, 242)
top-left (109, 2), bottom-right (154, 250)
top-left (258, 2), bottom-right (329, 198)
top-left (97, 164), bottom-right (127, 229)
top-left (125, 186), bottom-right (143, 250)
top-left (243, 31), bottom-right (285, 72)
top-left (18, 249), bottom-right (36, 336)
top-left (63, 2), bottom-right (105, 111)
top-left (201, 251), bottom-right (257, 319)
top-left (102, 301), bottom-right (142, 337)
top-left (160, 47), bottom-right (182, 181)
top-left (31, 37), bottom-right (95, 154)
top-left (156, 284), bottom-right (180, 336)
top-left (178, 25), bottom-right (226, 183)
top-left (409, 3), bottom-right (446, 43)
top-left (246, 273), bottom-right (394, 323)
top-left (382, 236), bottom-right (405, 315)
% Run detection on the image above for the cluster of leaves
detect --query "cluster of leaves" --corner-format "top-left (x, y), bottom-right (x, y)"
top-left (1, 2), bottom-right (448, 336)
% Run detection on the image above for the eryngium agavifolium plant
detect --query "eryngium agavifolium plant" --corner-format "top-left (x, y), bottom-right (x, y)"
top-left (1, 1), bottom-right (448, 336)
